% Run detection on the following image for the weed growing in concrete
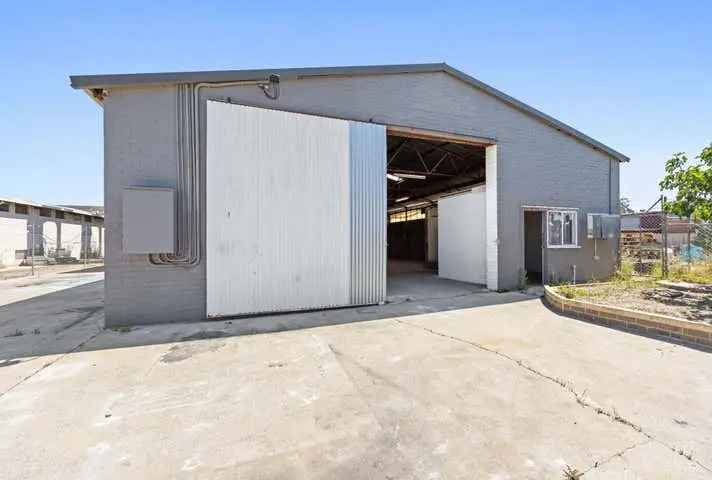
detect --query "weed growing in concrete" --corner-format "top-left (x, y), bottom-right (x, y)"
top-left (110, 326), bottom-right (132, 334)
top-left (562, 465), bottom-right (583, 479)
top-left (518, 269), bottom-right (528, 291)
top-left (677, 448), bottom-right (694, 461)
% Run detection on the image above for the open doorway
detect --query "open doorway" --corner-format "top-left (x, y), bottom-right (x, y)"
top-left (524, 210), bottom-right (544, 285)
top-left (386, 129), bottom-right (488, 295)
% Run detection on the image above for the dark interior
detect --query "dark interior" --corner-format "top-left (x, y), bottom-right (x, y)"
top-left (386, 134), bottom-right (486, 208)
top-left (386, 134), bottom-right (487, 269)
top-left (387, 218), bottom-right (426, 261)
top-left (524, 210), bottom-right (543, 284)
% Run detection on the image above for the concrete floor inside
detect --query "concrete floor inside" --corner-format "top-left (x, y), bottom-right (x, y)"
top-left (1, 266), bottom-right (711, 479)
top-left (387, 259), bottom-right (486, 304)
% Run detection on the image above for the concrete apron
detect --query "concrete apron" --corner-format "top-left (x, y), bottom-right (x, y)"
top-left (0, 287), bottom-right (711, 478)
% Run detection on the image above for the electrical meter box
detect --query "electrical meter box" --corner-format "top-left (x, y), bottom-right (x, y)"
top-left (587, 213), bottom-right (619, 240)
top-left (123, 186), bottom-right (175, 254)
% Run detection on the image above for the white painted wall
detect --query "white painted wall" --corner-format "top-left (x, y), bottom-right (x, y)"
top-left (91, 226), bottom-right (101, 255)
top-left (438, 187), bottom-right (487, 284)
top-left (0, 217), bottom-right (27, 267)
top-left (206, 102), bottom-right (351, 316)
top-left (43, 221), bottom-right (57, 253)
top-left (426, 206), bottom-right (438, 264)
top-left (62, 223), bottom-right (83, 259)
top-left (485, 145), bottom-right (499, 290)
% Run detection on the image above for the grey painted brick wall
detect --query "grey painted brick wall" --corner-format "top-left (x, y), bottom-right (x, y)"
top-left (103, 72), bottom-right (621, 325)
top-left (104, 86), bottom-right (205, 326)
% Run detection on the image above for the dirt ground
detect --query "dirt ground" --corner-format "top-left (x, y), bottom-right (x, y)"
top-left (565, 282), bottom-right (712, 324)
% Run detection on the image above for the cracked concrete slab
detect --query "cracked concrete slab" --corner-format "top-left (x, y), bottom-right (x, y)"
top-left (401, 300), bottom-right (712, 472)
top-left (0, 273), bottom-right (710, 478)
top-left (585, 439), bottom-right (709, 479)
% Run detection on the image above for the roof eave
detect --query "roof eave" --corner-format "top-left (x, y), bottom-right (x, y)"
top-left (441, 65), bottom-right (630, 163)
top-left (69, 62), bottom-right (629, 163)
top-left (69, 63), bottom-right (448, 90)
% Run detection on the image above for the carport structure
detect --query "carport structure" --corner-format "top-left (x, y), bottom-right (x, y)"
top-left (71, 63), bottom-right (627, 327)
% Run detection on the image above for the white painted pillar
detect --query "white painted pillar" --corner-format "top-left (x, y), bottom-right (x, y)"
top-left (81, 223), bottom-right (91, 259)
top-left (486, 145), bottom-right (499, 291)
top-left (56, 221), bottom-right (62, 253)
top-left (98, 227), bottom-right (103, 257)
top-left (26, 208), bottom-right (43, 256)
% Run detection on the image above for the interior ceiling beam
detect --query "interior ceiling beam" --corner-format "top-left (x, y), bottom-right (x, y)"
top-left (413, 147), bottom-right (430, 172)
top-left (430, 152), bottom-right (449, 174)
top-left (419, 142), bottom-right (450, 162)
top-left (394, 142), bottom-right (478, 176)
top-left (448, 156), bottom-right (461, 175)
top-left (421, 143), bottom-right (474, 167)
top-left (387, 140), bottom-right (408, 166)
top-left (387, 177), bottom-right (485, 207)
top-left (388, 169), bottom-right (458, 178)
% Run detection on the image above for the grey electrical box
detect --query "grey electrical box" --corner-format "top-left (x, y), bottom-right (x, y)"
top-left (587, 213), bottom-right (619, 240)
top-left (123, 186), bottom-right (175, 254)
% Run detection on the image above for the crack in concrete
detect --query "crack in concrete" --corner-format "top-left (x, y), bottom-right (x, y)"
top-left (0, 315), bottom-right (103, 400)
top-left (394, 318), bottom-right (712, 474)
top-left (54, 306), bottom-right (104, 334)
top-left (326, 343), bottom-right (390, 432)
top-left (583, 439), bottom-right (650, 473)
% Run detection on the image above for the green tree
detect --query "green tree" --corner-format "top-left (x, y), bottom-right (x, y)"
top-left (659, 143), bottom-right (712, 220)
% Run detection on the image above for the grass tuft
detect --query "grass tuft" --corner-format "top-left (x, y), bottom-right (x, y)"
top-left (110, 326), bottom-right (132, 334)
top-left (562, 465), bottom-right (584, 479)
top-left (668, 261), bottom-right (712, 284)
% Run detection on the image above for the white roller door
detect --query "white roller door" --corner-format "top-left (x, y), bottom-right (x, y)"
top-left (206, 101), bottom-right (385, 317)
top-left (438, 187), bottom-right (487, 284)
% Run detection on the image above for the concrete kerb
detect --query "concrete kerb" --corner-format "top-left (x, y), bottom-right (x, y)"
top-left (544, 285), bottom-right (712, 350)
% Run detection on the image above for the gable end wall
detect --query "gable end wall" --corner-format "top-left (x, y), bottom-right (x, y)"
top-left (103, 71), bottom-right (620, 324)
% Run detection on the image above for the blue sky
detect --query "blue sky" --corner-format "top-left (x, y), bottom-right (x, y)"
top-left (1, 1), bottom-right (710, 210)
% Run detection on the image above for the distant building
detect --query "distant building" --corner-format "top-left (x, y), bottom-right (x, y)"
top-left (621, 212), bottom-right (695, 248)
top-left (0, 197), bottom-right (104, 267)
top-left (60, 205), bottom-right (105, 217)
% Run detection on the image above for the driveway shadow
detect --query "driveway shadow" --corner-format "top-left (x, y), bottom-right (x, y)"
top-left (58, 265), bottom-right (104, 274)
top-left (0, 279), bottom-right (536, 362)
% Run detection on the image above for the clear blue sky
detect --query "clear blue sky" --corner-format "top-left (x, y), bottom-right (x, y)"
top-left (1, 1), bottom-right (710, 210)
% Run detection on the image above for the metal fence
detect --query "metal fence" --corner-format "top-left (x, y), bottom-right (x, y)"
top-left (674, 221), bottom-right (712, 265)
top-left (620, 196), bottom-right (712, 277)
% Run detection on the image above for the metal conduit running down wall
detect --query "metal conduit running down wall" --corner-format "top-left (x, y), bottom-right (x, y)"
top-left (149, 83), bottom-right (200, 266)
top-left (150, 78), bottom-right (277, 267)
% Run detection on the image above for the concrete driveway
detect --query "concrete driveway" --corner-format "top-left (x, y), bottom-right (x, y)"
top-left (1, 272), bottom-right (711, 479)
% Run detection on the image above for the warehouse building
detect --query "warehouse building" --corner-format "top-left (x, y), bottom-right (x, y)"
top-left (70, 63), bottom-right (627, 327)
top-left (0, 197), bottom-right (104, 267)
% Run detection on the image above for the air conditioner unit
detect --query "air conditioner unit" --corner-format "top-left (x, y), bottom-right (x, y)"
top-left (587, 214), bottom-right (619, 240)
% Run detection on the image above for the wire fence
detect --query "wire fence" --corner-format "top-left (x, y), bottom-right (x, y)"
top-left (620, 197), bottom-right (712, 278)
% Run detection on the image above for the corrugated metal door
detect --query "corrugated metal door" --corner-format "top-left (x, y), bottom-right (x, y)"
top-left (206, 101), bottom-right (385, 317)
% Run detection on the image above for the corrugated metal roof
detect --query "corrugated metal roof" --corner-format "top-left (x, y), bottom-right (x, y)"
top-left (69, 62), bottom-right (629, 162)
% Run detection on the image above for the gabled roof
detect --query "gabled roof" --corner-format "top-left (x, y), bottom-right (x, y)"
top-left (70, 63), bottom-right (629, 162)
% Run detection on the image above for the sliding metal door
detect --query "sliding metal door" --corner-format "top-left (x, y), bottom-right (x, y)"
top-left (206, 101), bottom-right (385, 317)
